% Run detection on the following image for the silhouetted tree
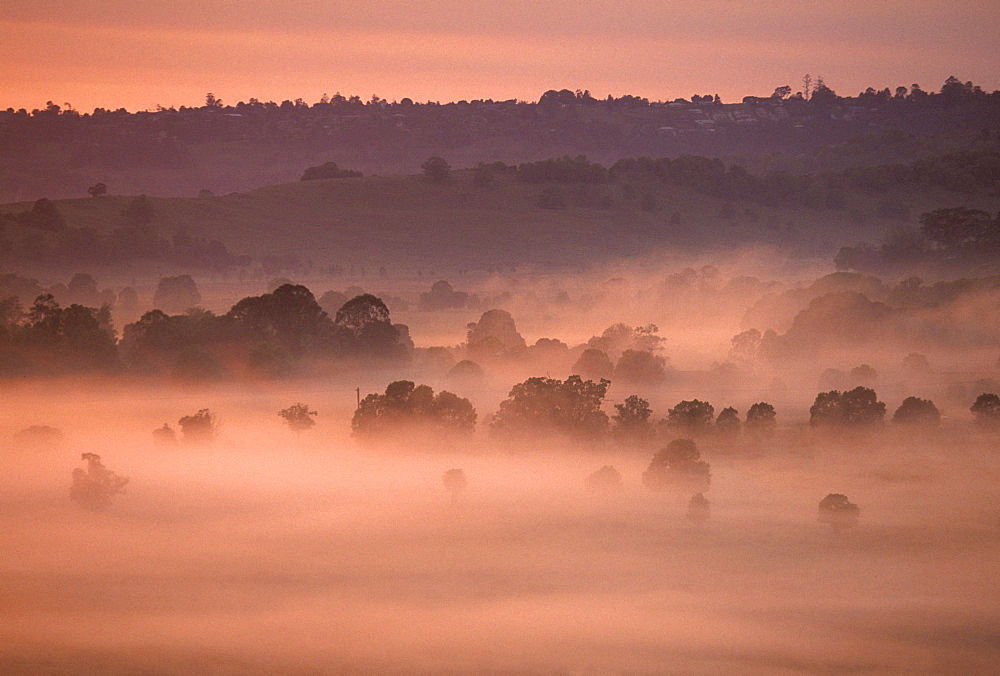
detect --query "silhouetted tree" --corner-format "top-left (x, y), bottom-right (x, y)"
top-left (335, 293), bottom-right (406, 359)
top-left (152, 423), bottom-right (176, 446)
top-left (614, 349), bottom-right (667, 385)
top-left (24, 198), bottom-right (65, 231)
top-left (745, 402), bottom-right (777, 438)
top-left (279, 403), bottom-right (317, 435)
top-left (586, 465), bottom-right (623, 492)
top-left (178, 408), bottom-right (218, 443)
top-left (229, 284), bottom-right (335, 355)
top-left (352, 381), bottom-right (476, 442)
top-left (687, 493), bottom-right (710, 525)
top-left (491, 375), bottom-right (610, 440)
top-left (153, 275), bottom-right (201, 314)
top-left (970, 393), bottom-right (1000, 429)
top-left (642, 439), bottom-right (710, 492)
top-left (442, 468), bottom-right (467, 503)
top-left (466, 308), bottom-right (525, 359)
top-left (572, 348), bottom-right (614, 381)
top-left (87, 183), bottom-right (107, 198)
top-left (447, 359), bottom-right (485, 381)
top-left (300, 161), bottom-right (362, 181)
top-left (809, 387), bottom-right (886, 427)
top-left (818, 493), bottom-right (860, 530)
top-left (664, 400), bottom-right (715, 436)
top-left (70, 453), bottom-right (128, 510)
top-left (715, 407), bottom-right (740, 436)
top-left (421, 156), bottom-right (451, 182)
top-left (612, 395), bottom-right (655, 446)
top-left (892, 397), bottom-right (941, 427)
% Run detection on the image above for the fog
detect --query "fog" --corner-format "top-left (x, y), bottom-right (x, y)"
top-left (3, 246), bottom-right (1000, 672)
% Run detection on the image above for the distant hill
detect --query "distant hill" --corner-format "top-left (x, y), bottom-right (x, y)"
top-left (1, 78), bottom-right (997, 202)
top-left (2, 162), bottom-right (997, 277)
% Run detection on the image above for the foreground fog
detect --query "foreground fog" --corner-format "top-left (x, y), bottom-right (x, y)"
top-left (2, 379), bottom-right (998, 674)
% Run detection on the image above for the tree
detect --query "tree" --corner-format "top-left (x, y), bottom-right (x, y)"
top-left (818, 493), bottom-right (859, 530)
top-left (229, 284), bottom-right (334, 355)
top-left (70, 453), bottom-right (128, 510)
top-left (279, 403), bottom-right (317, 435)
top-left (809, 387), bottom-right (885, 427)
top-left (442, 468), bottom-right (467, 503)
top-left (153, 275), bottom-right (201, 314)
top-left (614, 349), bottom-right (667, 385)
top-left (612, 395), bottom-right (655, 446)
top-left (664, 400), bottom-right (715, 436)
top-left (687, 493), bottom-right (710, 525)
top-left (335, 293), bottom-right (405, 359)
top-left (891, 397), bottom-right (941, 427)
top-left (25, 198), bottom-right (65, 231)
top-left (585, 465), bottom-right (623, 492)
top-left (300, 161), bottom-right (362, 181)
top-left (87, 182), bottom-right (107, 198)
top-left (970, 393), bottom-right (1000, 429)
top-left (715, 407), bottom-right (741, 436)
top-left (642, 439), bottom-right (710, 492)
top-left (352, 381), bottom-right (476, 442)
top-left (152, 423), bottom-right (177, 446)
top-left (421, 156), bottom-right (451, 182)
top-left (178, 408), bottom-right (218, 443)
top-left (745, 402), bottom-right (777, 438)
top-left (491, 375), bottom-right (610, 441)
top-left (572, 348), bottom-right (614, 381)
top-left (466, 309), bottom-right (525, 358)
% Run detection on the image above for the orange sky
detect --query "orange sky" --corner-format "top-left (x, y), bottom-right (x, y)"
top-left (1, 0), bottom-right (997, 111)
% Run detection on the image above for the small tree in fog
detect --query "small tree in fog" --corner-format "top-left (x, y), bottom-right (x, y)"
top-left (421, 156), bottom-right (451, 182)
top-left (970, 393), bottom-right (1000, 429)
top-left (70, 453), bottom-right (128, 510)
top-left (818, 493), bottom-right (860, 530)
top-left (13, 425), bottom-right (64, 450)
top-left (279, 403), bottom-right (317, 435)
top-left (745, 402), bottom-right (777, 438)
top-left (178, 408), bottom-right (218, 443)
top-left (663, 400), bottom-right (715, 437)
top-left (442, 468), bottom-right (467, 503)
top-left (642, 439), bottom-right (710, 492)
top-left (687, 493), bottom-right (710, 525)
top-left (715, 407), bottom-right (740, 437)
top-left (152, 274), bottom-right (201, 314)
top-left (891, 397), bottom-right (941, 427)
top-left (612, 395), bottom-right (655, 447)
top-left (585, 465), bottom-right (623, 492)
top-left (152, 423), bottom-right (177, 446)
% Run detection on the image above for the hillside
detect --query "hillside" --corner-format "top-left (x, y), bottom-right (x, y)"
top-left (2, 161), bottom-right (1000, 280)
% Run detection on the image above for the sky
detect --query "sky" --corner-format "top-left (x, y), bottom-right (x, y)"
top-left (1, 0), bottom-right (997, 111)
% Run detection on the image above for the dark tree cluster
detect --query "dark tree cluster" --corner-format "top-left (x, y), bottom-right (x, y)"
top-left (810, 387), bottom-right (886, 427)
top-left (491, 375), bottom-right (610, 440)
top-left (352, 380), bottom-right (477, 442)
top-left (121, 285), bottom-right (410, 379)
top-left (300, 161), bottom-right (363, 181)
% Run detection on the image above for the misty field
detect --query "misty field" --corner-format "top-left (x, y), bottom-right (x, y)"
top-left (2, 381), bottom-right (998, 674)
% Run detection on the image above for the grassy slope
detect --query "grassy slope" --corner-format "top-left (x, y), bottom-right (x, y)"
top-left (2, 171), bottom-right (996, 271)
